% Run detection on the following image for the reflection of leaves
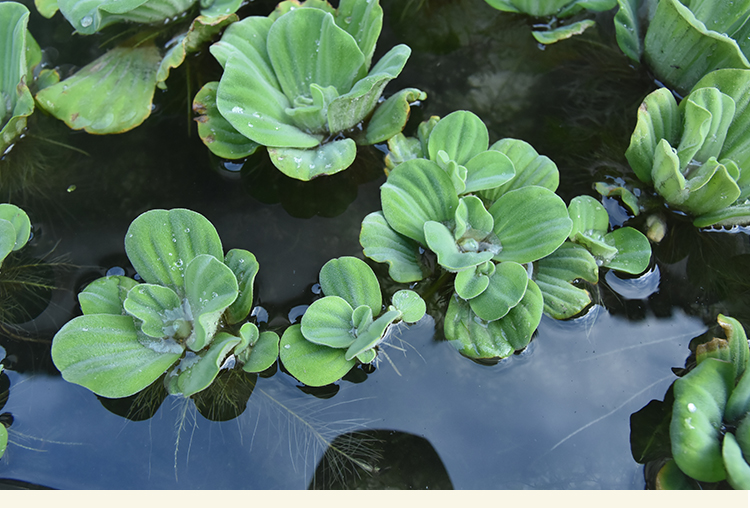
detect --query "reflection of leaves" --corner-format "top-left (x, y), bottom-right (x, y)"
top-left (630, 385), bottom-right (674, 464)
top-left (192, 368), bottom-right (257, 422)
top-left (97, 375), bottom-right (169, 422)
top-left (240, 146), bottom-right (383, 219)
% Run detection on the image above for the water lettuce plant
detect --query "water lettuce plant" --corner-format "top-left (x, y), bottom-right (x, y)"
top-left (34, 0), bottom-right (240, 134)
top-left (0, 204), bottom-right (31, 269)
top-left (363, 110), bottom-right (575, 359)
top-left (615, 0), bottom-right (750, 94)
top-left (625, 68), bottom-right (750, 228)
top-left (483, 0), bottom-right (617, 44)
top-left (193, 0), bottom-right (424, 180)
top-left (280, 256), bottom-right (425, 386)
top-left (1, 2), bottom-right (40, 154)
top-left (51, 208), bottom-right (279, 399)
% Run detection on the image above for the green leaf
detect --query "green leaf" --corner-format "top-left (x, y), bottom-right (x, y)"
top-left (200, 0), bottom-right (242, 18)
top-left (384, 133), bottom-right (424, 171)
top-left (223, 249), bottom-right (259, 325)
top-left (51, 314), bottom-right (181, 399)
top-left (267, 9), bottom-right (363, 106)
top-left (0, 423), bottom-right (6, 459)
top-left (391, 290), bottom-right (426, 323)
top-left (359, 211), bottom-right (425, 283)
top-left (124, 208), bottom-right (223, 293)
top-left (328, 44), bottom-right (411, 134)
top-left (468, 261), bottom-right (529, 322)
top-left (319, 256), bottom-right (382, 313)
top-left (719, 314), bottom-right (749, 383)
top-left (651, 138), bottom-right (688, 205)
top-left (694, 203), bottom-right (750, 227)
top-left (0, 2), bottom-right (35, 153)
top-left (424, 220), bottom-right (495, 272)
top-left (34, 0), bottom-right (59, 18)
top-left (670, 357), bottom-right (735, 483)
top-left (462, 150), bottom-right (515, 194)
top-left (490, 186), bottom-right (572, 264)
top-left (35, 44), bottom-right (161, 134)
top-left (280, 324), bottom-right (356, 387)
top-left (726, 370), bottom-right (750, 425)
top-left (172, 332), bottom-right (241, 397)
top-left (123, 283), bottom-right (185, 339)
top-left (680, 159), bottom-right (742, 216)
top-left (57, 0), bottom-right (195, 34)
top-left (381, 158), bottom-right (458, 245)
top-left (568, 195), bottom-right (609, 238)
top-left (241, 330), bottom-right (280, 373)
top-left (454, 261), bottom-right (494, 300)
top-left (335, 0), bottom-right (383, 69)
top-left (157, 14), bottom-right (238, 90)
top-left (722, 433), bottom-right (750, 490)
top-left (481, 138), bottom-right (560, 203)
top-left (594, 181), bottom-right (641, 216)
top-left (428, 110), bottom-right (489, 166)
top-left (364, 87), bottom-right (426, 145)
top-left (603, 227), bottom-right (652, 274)
top-left (488, 278), bottom-right (543, 351)
top-left (614, 0), bottom-right (643, 61)
top-left (625, 87), bottom-right (682, 185)
top-left (78, 276), bottom-right (139, 316)
top-left (183, 254), bottom-right (238, 352)
top-left (642, 0), bottom-right (750, 95)
top-left (532, 19), bottom-right (596, 45)
top-left (535, 241), bottom-right (598, 319)
top-left (300, 295), bottom-right (356, 349)
top-left (267, 138), bottom-right (357, 180)
top-left (0, 204), bottom-right (31, 252)
top-left (193, 81), bottom-right (260, 159)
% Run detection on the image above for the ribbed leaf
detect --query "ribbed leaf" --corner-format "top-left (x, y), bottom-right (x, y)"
top-left (223, 249), bottom-right (259, 325)
top-left (359, 211), bottom-right (425, 283)
top-left (490, 186), bottom-right (572, 263)
top-left (172, 332), bottom-right (240, 397)
top-left (366, 88), bottom-right (426, 145)
top-left (428, 110), bottom-right (489, 166)
top-left (319, 256), bottom-right (382, 313)
top-left (0, 204), bottom-right (30, 252)
top-left (57, 0), bottom-right (195, 35)
top-left (280, 324), bottom-right (355, 387)
top-left (241, 330), bottom-right (279, 373)
top-left (300, 295), bottom-right (355, 348)
top-left (79, 276), bottom-right (139, 316)
top-left (51, 314), bottom-right (181, 399)
top-left (481, 138), bottom-right (559, 203)
top-left (267, 138), bottom-right (357, 180)
top-left (123, 283), bottom-right (184, 339)
top-left (35, 44), bottom-right (161, 134)
top-left (468, 261), bottom-right (528, 322)
top-left (335, 0), bottom-right (383, 69)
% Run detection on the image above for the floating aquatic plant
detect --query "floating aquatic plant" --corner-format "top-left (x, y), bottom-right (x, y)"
top-left (631, 315), bottom-right (750, 489)
top-left (615, 0), bottom-right (750, 94)
top-left (483, 0), bottom-right (617, 44)
top-left (0, 2), bottom-right (40, 154)
top-left (280, 256), bottom-right (425, 386)
top-left (623, 68), bottom-right (750, 228)
top-left (51, 208), bottom-right (279, 399)
top-left (193, 0), bottom-right (424, 181)
top-left (363, 110), bottom-right (577, 359)
top-left (33, 0), bottom-right (241, 134)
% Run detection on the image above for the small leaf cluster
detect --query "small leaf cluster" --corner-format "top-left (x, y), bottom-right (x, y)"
top-left (633, 315), bottom-right (750, 489)
top-left (624, 68), bottom-right (750, 228)
top-left (483, 0), bottom-right (617, 44)
top-left (0, 204), bottom-right (31, 268)
top-left (280, 256), bottom-right (425, 387)
top-left (51, 208), bottom-right (279, 399)
top-left (615, 0), bottom-right (750, 95)
top-left (193, 0), bottom-right (424, 181)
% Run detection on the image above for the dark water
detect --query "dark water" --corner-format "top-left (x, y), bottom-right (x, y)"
top-left (1, 0), bottom-right (748, 489)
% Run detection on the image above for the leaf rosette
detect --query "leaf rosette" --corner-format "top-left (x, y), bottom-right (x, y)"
top-left (194, 0), bottom-right (425, 180)
top-left (51, 208), bottom-right (279, 399)
top-left (280, 256), bottom-right (425, 387)
top-left (362, 111), bottom-right (574, 359)
top-left (615, 0), bottom-right (750, 94)
top-left (625, 69), bottom-right (750, 227)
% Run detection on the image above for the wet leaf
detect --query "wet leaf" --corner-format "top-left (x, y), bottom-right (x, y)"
top-left (319, 256), bottom-right (382, 313)
top-left (280, 324), bottom-right (356, 387)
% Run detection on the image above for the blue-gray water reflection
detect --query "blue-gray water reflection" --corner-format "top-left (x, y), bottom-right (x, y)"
top-left (2, 305), bottom-right (700, 488)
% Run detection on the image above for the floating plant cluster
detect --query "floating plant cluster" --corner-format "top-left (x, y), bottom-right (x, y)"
top-left (2, 0), bottom-right (750, 489)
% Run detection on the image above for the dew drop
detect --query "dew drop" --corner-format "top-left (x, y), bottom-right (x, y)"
top-left (284, 344), bottom-right (291, 349)
top-left (687, 403), bottom-right (697, 413)
top-left (81, 15), bottom-right (93, 27)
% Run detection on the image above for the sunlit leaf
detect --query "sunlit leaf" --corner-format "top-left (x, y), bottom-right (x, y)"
top-left (280, 324), bottom-right (356, 387)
